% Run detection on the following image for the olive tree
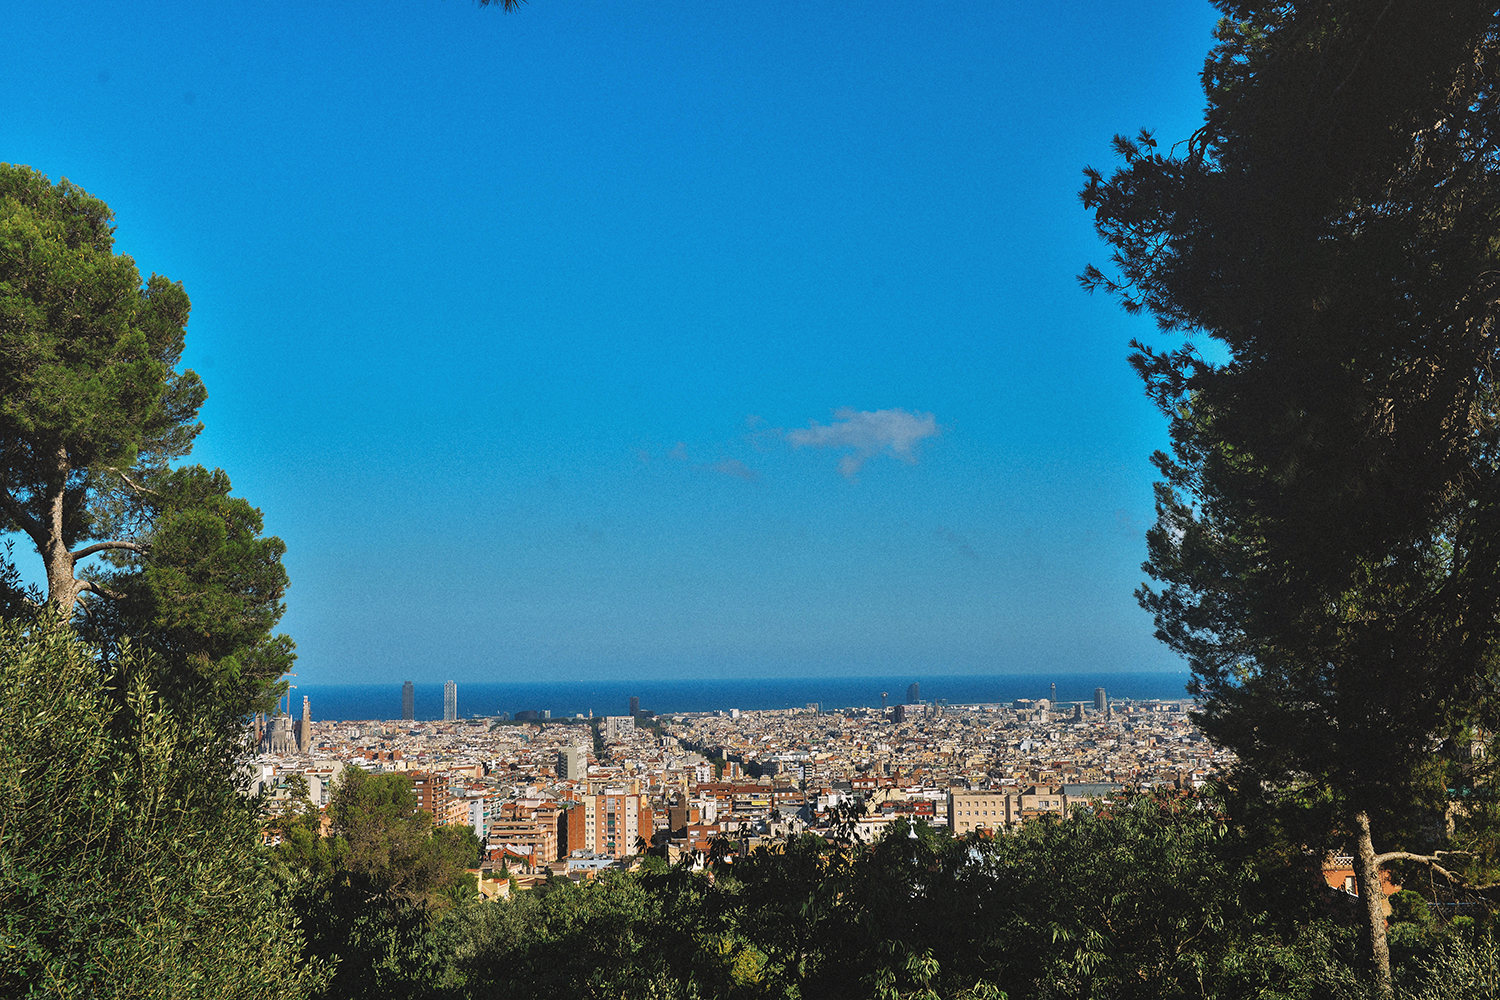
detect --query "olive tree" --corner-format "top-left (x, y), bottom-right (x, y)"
top-left (0, 616), bottom-right (327, 999)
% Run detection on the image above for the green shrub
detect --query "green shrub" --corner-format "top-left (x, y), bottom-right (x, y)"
top-left (0, 617), bottom-right (326, 999)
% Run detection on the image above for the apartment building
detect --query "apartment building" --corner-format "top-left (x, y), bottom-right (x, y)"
top-left (580, 788), bottom-right (653, 858)
top-left (409, 771), bottom-right (470, 827)
top-left (488, 807), bottom-right (559, 868)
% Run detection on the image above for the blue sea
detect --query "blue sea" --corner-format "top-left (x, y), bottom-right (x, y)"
top-left (294, 672), bottom-right (1192, 723)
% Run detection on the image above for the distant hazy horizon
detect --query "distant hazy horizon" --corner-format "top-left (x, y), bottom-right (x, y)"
top-left (292, 671), bottom-right (1194, 723)
top-left (288, 658), bottom-right (1189, 689)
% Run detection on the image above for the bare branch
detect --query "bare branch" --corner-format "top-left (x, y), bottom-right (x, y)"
top-left (75, 579), bottom-right (123, 602)
top-left (106, 468), bottom-right (163, 499)
top-left (1374, 850), bottom-right (1500, 890)
top-left (70, 540), bottom-right (148, 563)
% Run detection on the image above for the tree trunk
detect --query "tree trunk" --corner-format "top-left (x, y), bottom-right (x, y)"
top-left (42, 536), bottom-right (79, 612)
top-left (40, 444), bottom-right (81, 613)
top-left (1353, 809), bottom-right (1393, 1000)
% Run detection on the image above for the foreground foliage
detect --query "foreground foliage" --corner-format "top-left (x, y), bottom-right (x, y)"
top-left (280, 794), bottom-right (1495, 1000)
top-left (270, 767), bottom-right (484, 1000)
top-left (0, 617), bottom-right (325, 999)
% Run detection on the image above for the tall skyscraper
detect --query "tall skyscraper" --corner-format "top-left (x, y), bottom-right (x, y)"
top-left (1094, 687), bottom-right (1108, 713)
top-left (629, 695), bottom-right (640, 717)
top-left (907, 682), bottom-right (920, 704)
top-left (402, 680), bottom-right (414, 721)
top-left (443, 680), bottom-right (457, 721)
top-left (558, 746), bottom-right (584, 780)
top-left (1050, 682), bottom-right (1057, 705)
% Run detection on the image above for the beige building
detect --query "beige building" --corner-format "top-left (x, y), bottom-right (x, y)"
top-left (947, 784), bottom-right (1070, 833)
top-left (948, 789), bottom-right (1013, 834)
top-left (557, 746), bottom-right (585, 780)
top-left (1016, 785), bottom-right (1066, 824)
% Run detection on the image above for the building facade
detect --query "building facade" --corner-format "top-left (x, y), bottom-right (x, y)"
top-left (557, 746), bottom-right (585, 780)
top-left (409, 771), bottom-right (466, 826)
top-left (948, 789), bottom-right (1011, 834)
top-left (580, 789), bottom-right (652, 858)
top-left (604, 716), bottom-right (635, 741)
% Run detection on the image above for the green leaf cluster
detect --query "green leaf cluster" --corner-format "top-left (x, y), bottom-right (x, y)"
top-left (271, 768), bottom-right (486, 1000)
top-left (0, 164), bottom-right (203, 488)
top-left (84, 464), bottom-right (295, 723)
top-left (0, 616), bottom-right (326, 999)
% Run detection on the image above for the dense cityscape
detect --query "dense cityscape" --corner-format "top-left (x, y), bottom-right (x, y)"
top-left (249, 684), bottom-right (1229, 885)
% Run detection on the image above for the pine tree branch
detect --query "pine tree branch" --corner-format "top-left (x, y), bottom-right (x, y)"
top-left (106, 468), bottom-right (163, 499)
top-left (1373, 849), bottom-right (1500, 890)
top-left (70, 540), bottom-right (149, 563)
top-left (0, 485), bottom-right (43, 540)
top-left (76, 579), bottom-right (123, 602)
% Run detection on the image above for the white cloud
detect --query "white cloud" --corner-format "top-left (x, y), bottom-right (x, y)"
top-left (709, 458), bottom-right (758, 481)
top-left (659, 442), bottom-right (759, 481)
top-left (786, 407), bottom-right (939, 478)
top-left (933, 525), bottom-right (980, 562)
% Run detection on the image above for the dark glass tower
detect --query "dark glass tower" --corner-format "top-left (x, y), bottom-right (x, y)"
top-left (402, 680), bottom-right (414, 721)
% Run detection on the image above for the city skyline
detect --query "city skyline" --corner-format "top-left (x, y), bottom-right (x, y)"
top-left (2, 2), bottom-right (1223, 684)
top-left (290, 670), bottom-right (1191, 725)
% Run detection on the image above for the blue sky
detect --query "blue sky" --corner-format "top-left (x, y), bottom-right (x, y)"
top-left (4, 1), bottom-right (1222, 683)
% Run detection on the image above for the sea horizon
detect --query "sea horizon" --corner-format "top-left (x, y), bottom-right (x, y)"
top-left (290, 671), bottom-right (1193, 723)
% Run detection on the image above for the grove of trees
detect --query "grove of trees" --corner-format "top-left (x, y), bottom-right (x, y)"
top-left (0, 617), bottom-right (325, 999)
